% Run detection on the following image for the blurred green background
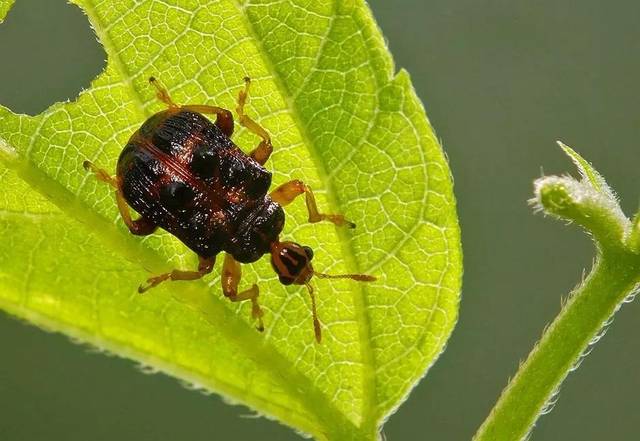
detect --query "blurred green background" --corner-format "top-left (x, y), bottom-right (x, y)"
top-left (1, 0), bottom-right (639, 440)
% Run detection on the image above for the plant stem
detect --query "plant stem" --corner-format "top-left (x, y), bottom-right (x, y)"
top-left (474, 252), bottom-right (640, 441)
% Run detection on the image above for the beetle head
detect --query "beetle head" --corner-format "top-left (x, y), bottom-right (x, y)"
top-left (270, 241), bottom-right (314, 286)
top-left (270, 241), bottom-right (376, 342)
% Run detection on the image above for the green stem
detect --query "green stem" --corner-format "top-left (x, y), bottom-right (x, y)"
top-left (474, 252), bottom-right (640, 441)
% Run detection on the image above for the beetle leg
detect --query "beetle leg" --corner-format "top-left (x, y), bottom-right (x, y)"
top-left (83, 160), bottom-right (117, 188)
top-left (270, 180), bottom-right (356, 228)
top-left (115, 190), bottom-right (157, 236)
top-left (180, 105), bottom-right (234, 138)
top-left (138, 255), bottom-right (216, 293)
top-left (236, 77), bottom-right (273, 165)
top-left (221, 253), bottom-right (265, 331)
top-left (84, 161), bottom-right (158, 236)
top-left (149, 77), bottom-right (178, 109)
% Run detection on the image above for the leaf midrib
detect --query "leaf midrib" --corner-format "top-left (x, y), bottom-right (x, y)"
top-left (233, 0), bottom-right (379, 433)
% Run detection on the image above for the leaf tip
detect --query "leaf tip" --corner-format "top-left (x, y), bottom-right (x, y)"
top-left (556, 141), bottom-right (609, 194)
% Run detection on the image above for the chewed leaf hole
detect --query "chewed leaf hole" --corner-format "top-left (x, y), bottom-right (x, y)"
top-left (0, 0), bottom-right (105, 115)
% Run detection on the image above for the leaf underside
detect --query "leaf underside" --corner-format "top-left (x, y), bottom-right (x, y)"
top-left (0, 1), bottom-right (461, 439)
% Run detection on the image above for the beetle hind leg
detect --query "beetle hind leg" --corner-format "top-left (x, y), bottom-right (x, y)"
top-left (115, 191), bottom-right (157, 236)
top-left (270, 180), bottom-right (356, 228)
top-left (139, 255), bottom-right (215, 293)
top-left (149, 77), bottom-right (178, 109)
top-left (83, 160), bottom-right (117, 188)
top-left (84, 160), bottom-right (157, 235)
top-left (221, 253), bottom-right (265, 331)
top-left (236, 77), bottom-right (273, 165)
top-left (181, 105), bottom-right (234, 138)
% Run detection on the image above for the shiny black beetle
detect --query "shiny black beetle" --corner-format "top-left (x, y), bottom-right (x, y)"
top-left (84, 77), bottom-right (375, 342)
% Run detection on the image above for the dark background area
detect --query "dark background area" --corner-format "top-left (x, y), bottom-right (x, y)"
top-left (1, 0), bottom-right (640, 440)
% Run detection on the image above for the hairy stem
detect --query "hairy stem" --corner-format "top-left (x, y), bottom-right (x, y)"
top-left (474, 253), bottom-right (640, 441)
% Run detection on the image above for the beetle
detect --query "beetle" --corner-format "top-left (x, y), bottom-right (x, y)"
top-left (84, 77), bottom-right (375, 342)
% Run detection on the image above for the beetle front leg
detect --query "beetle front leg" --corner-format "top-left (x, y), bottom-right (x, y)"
top-left (221, 253), bottom-right (265, 331)
top-left (270, 180), bottom-right (356, 228)
top-left (236, 77), bottom-right (273, 165)
top-left (138, 255), bottom-right (215, 293)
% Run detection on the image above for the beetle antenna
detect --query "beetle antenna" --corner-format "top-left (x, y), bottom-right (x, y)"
top-left (315, 272), bottom-right (377, 282)
top-left (305, 283), bottom-right (322, 343)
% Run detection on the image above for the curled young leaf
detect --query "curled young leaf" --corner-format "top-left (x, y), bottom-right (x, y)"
top-left (534, 175), bottom-right (627, 246)
top-left (476, 144), bottom-right (640, 441)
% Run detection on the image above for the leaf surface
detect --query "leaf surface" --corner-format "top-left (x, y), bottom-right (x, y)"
top-left (0, 0), bottom-right (461, 438)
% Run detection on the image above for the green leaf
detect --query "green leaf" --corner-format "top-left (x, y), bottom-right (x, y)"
top-left (0, 0), bottom-right (12, 23)
top-left (0, 1), bottom-right (461, 439)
